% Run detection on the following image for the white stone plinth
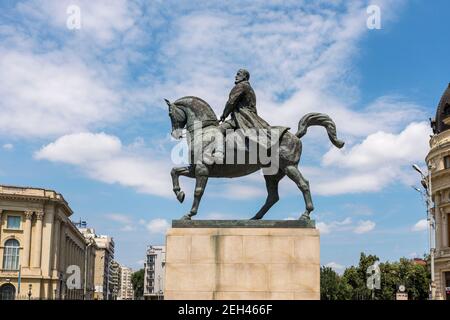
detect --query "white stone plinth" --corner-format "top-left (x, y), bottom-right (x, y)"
top-left (164, 225), bottom-right (320, 300)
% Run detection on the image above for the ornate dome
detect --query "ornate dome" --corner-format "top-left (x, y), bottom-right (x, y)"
top-left (432, 83), bottom-right (450, 134)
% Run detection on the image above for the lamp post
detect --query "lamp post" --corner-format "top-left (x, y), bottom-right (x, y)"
top-left (157, 275), bottom-right (162, 300)
top-left (84, 238), bottom-right (95, 300)
top-left (412, 163), bottom-right (436, 300)
top-left (27, 284), bottom-right (32, 300)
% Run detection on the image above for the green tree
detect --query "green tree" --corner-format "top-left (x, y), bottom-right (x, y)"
top-left (320, 266), bottom-right (340, 300)
top-left (342, 252), bottom-right (379, 300)
top-left (320, 253), bottom-right (430, 300)
top-left (320, 266), bottom-right (353, 300)
top-left (131, 268), bottom-right (145, 299)
top-left (378, 258), bottom-right (430, 300)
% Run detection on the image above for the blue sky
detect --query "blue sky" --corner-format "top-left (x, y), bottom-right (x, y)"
top-left (0, 0), bottom-right (449, 272)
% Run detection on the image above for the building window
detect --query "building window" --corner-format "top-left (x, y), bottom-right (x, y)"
top-left (2, 239), bottom-right (20, 270)
top-left (6, 216), bottom-right (21, 229)
top-left (445, 272), bottom-right (450, 301)
top-left (444, 156), bottom-right (450, 169)
top-left (0, 284), bottom-right (16, 300)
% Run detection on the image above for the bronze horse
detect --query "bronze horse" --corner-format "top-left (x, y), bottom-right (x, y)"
top-left (166, 96), bottom-right (344, 220)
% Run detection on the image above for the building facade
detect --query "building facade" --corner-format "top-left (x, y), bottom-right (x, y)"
top-left (78, 228), bottom-right (115, 300)
top-left (110, 260), bottom-right (121, 300)
top-left (144, 245), bottom-right (165, 300)
top-left (119, 266), bottom-right (134, 300)
top-left (0, 185), bottom-right (96, 300)
top-left (427, 83), bottom-right (450, 300)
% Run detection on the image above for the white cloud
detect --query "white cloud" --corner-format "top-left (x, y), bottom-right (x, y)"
top-left (322, 122), bottom-right (430, 170)
top-left (412, 219), bottom-right (428, 232)
top-left (305, 122), bottom-right (432, 196)
top-left (325, 262), bottom-right (346, 273)
top-left (317, 218), bottom-right (352, 235)
top-left (7, 0), bottom-right (427, 202)
top-left (353, 220), bottom-right (376, 234)
top-left (35, 132), bottom-right (121, 165)
top-left (0, 51), bottom-right (126, 138)
top-left (17, 0), bottom-right (141, 44)
top-left (317, 222), bottom-right (332, 235)
top-left (146, 218), bottom-right (170, 235)
top-left (2, 144), bottom-right (13, 150)
top-left (34, 132), bottom-right (173, 197)
top-left (105, 213), bottom-right (135, 232)
top-left (106, 213), bottom-right (132, 224)
top-left (317, 217), bottom-right (375, 234)
top-left (0, 0), bottom-right (152, 139)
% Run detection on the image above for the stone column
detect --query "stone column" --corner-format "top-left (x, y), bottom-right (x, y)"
top-left (68, 239), bottom-right (73, 267)
top-left (0, 209), bottom-right (3, 240)
top-left (436, 206), bottom-right (442, 250)
top-left (22, 210), bottom-right (34, 268)
top-left (32, 210), bottom-right (44, 268)
top-left (53, 218), bottom-right (61, 271)
top-left (444, 212), bottom-right (449, 248)
top-left (59, 223), bottom-right (66, 272)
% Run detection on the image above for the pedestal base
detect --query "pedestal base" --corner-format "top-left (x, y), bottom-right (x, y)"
top-left (165, 220), bottom-right (320, 300)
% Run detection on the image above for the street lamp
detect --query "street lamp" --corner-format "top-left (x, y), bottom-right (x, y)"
top-left (28, 284), bottom-right (32, 300)
top-left (84, 238), bottom-right (95, 300)
top-left (157, 275), bottom-right (162, 300)
top-left (412, 163), bottom-right (436, 300)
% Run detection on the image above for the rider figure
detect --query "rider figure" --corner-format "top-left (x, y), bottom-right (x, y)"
top-left (220, 69), bottom-right (270, 131)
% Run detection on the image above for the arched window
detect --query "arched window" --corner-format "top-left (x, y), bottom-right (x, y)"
top-left (0, 284), bottom-right (16, 300)
top-left (2, 239), bottom-right (20, 271)
top-left (444, 103), bottom-right (450, 116)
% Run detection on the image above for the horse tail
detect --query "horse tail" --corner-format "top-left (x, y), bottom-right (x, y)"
top-left (295, 112), bottom-right (345, 149)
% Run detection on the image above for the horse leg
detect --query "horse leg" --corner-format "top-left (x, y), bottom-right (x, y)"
top-left (181, 164), bottom-right (209, 220)
top-left (171, 166), bottom-right (192, 203)
top-left (285, 165), bottom-right (314, 220)
top-left (250, 172), bottom-right (284, 220)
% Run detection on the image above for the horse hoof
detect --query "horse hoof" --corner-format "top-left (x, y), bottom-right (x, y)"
top-left (177, 191), bottom-right (185, 203)
top-left (299, 213), bottom-right (310, 221)
top-left (250, 215), bottom-right (262, 220)
top-left (181, 214), bottom-right (191, 220)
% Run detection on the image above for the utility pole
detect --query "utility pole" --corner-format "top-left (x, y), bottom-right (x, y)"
top-left (427, 163), bottom-right (436, 300)
top-left (412, 163), bottom-right (436, 300)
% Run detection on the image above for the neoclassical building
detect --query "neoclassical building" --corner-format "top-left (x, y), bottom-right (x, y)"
top-left (0, 185), bottom-right (96, 300)
top-left (427, 83), bottom-right (450, 300)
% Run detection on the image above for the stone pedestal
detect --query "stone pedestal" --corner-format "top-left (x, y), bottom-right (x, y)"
top-left (165, 220), bottom-right (320, 300)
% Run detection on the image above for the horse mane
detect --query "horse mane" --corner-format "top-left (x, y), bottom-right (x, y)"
top-left (174, 96), bottom-right (218, 122)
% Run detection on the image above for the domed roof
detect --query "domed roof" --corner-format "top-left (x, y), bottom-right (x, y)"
top-left (432, 83), bottom-right (450, 134)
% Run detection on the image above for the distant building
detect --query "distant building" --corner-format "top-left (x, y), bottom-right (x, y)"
top-left (144, 245), bottom-right (165, 300)
top-left (427, 83), bottom-right (450, 300)
top-left (412, 258), bottom-right (427, 267)
top-left (79, 228), bottom-right (115, 300)
top-left (0, 185), bottom-right (96, 300)
top-left (110, 261), bottom-right (121, 300)
top-left (119, 266), bottom-right (134, 300)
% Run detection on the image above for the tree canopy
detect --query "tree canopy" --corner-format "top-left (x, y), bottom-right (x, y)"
top-left (321, 253), bottom-right (430, 300)
top-left (131, 268), bottom-right (145, 299)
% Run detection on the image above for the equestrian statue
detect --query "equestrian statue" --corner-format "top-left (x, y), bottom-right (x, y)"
top-left (166, 69), bottom-right (344, 221)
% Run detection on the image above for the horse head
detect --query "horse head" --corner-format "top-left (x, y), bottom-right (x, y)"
top-left (165, 98), bottom-right (187, 139)
top-left (165, 96), bottom-right (218, 139)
